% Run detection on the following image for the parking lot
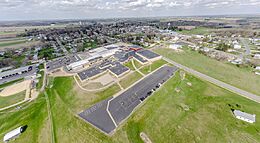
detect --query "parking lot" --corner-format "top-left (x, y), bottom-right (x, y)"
top-left (78, 65), bottom-right (178, 134)
top-left (0, 65), bottom-right (37, 85)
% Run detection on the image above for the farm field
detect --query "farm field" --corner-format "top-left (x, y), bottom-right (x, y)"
top-left (154, 47), bottom-right (260, 96)
top-left (177, 27), bottom-right (214, 35)
top-left (1, 71), bottom-right (260, 142)
top-left (0, 40), bottom-right (27, 47)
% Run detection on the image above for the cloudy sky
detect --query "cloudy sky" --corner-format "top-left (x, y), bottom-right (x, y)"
top-left (1, 0), bottom-right (260, 21)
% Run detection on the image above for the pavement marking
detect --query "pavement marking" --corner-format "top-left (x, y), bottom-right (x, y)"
top-left (106, 98), bottom-right (118, 128)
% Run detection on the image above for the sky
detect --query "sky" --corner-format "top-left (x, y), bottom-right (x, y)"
top-left (1, 0), bottom-right (260, 21)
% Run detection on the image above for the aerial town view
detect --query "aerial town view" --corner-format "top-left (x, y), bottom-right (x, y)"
top-left (0, 0), bottom-right (260, 143)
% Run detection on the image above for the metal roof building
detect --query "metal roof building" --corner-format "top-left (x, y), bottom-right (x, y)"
top-left (233, 110), bottom-right (256, 123)
top-left (3, 126), bottom-right (25, 142)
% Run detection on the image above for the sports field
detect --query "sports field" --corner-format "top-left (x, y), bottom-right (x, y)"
top-left (0, 72), bottom-right (260, 142)
top-left (154, 47), bottom-right (260, 96)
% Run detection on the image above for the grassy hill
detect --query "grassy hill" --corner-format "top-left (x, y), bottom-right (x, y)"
top-left (1, 72), bottom-right (260, 142)
top-left (154, 47), bottom-right (260, 96)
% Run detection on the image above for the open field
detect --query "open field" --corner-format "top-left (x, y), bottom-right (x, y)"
top-left (154, 47), bottom-right (260, 96)
top-left (140, 59), bottom-right (168, 74)
top-left (119, 71), bottom-right (143, 89)
top-left (0, 91), bottom-right (26, 108)
top-left (36, 71), bottom-right (44, 90)
top-left (1, 71), bottom-right (260, 142)
top-left (177, 27), bottom-right (214, 35)
top-left (0, 40), bottom-right (27, 47)
top-left (0, 94), bottom-right (48, 143)
top-left (0, 40), bottom-right (41, 50)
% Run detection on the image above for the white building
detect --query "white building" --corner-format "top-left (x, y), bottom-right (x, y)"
top-left (3, 126), bottom-right (25, 142)
top-left (234, 44), bottom-right (242, 49)
top-left (255, 66), bottom-right (260, 75)
top-left (230, 58), bottom-right (242, 65)
top-left (254, 54), bottom-right (260, 59)
top-left (195, 35), bottom-right (205, 39)
top-left (233, 110), bottom-right (256, 123)
top-left (169, 44), bottom-right (182, 50)
top-left (67, 45), bottom-right (120, 71)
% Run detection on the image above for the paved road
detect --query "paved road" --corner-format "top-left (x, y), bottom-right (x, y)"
top-left (0, 65), bottom-right (37, 85)
top-left (163, 57), bottom-right (260, 103)
top-left (240, 38), bottom-right (251, 55)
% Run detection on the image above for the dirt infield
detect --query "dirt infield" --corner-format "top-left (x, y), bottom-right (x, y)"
top-left (0, 80), bottom-right (31, 97)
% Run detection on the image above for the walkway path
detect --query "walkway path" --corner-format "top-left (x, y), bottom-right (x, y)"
top-left (132, 59), bottom-right (145, 76)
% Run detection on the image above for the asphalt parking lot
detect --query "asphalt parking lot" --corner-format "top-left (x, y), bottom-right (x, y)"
top-left (78, 65), bottom-right (178, 134)
top-left (0, 65), bottom-right (38, 85)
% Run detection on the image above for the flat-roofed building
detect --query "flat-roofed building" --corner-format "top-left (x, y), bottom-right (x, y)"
top-left (233, 110), bottom-right (256, 123)
top-left (136, 50), bottom-right (162, 62)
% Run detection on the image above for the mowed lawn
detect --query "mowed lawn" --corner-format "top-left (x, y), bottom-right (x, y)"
top-left (0, 91), bottom-right (26, 108)
top-left (1, 74), bottom-right (260, 143)
top-left (140, 59), bottom-right (168, 75)
top-left (0, 94), bottom-right (48, 143)
top-left (36, 71), bottom-right (44, 90)
top-left (119, 71), bottom-right (143, 89)
top-left (154, 48), bottom-right (260, 96)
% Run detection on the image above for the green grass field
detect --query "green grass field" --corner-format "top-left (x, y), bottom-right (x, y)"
top-left (1, 73), bottom-right (260, 142)
top-left (0, 91), bottom-right (26, 108)
top-left (0, 40), bottom-right (27, 47)
top-left (177, 27), bottom-right (214, 35)
top-left (140, 59), bottom-right (168, 74)
top-left (123, 60), bottom-right (135, 71)
top-left (0, 94), bottom-right (48, 143)
top-left (119, 72), bottom-right (143, 89)
top-left (0, 31), bottom-right (20, 35)
top-left (36, 71), bottom-right (44, 90)
top-left (154, 47), bottom-right (260, 96)
top-left (133, 59), bottom-right (143, 69)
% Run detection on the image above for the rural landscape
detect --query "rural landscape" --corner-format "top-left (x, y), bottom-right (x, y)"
top-left (0, 0), bottom-right (260, 143)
